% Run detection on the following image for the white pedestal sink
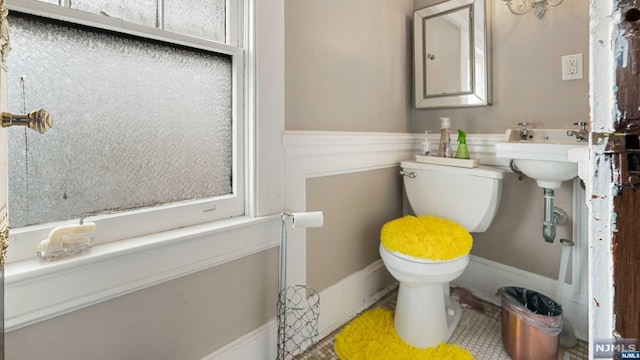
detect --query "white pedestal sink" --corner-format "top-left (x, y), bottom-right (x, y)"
top-left (495, 129), bottom-right (588, 189)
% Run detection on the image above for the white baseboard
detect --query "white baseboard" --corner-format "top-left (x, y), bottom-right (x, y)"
top-left (317, 260), bottom-right (397, 339)
top-left (201, 320), bottom-right (277, 360)
top-left (204, 260), bottom-right (396, 360)
top-left (206, 255), bottom-right (589, 359)
top-left (454, 255), bottom-right (588, 341)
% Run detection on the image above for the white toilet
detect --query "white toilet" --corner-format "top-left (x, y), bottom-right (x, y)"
top-left (380, 160), bottom-right (504, 348)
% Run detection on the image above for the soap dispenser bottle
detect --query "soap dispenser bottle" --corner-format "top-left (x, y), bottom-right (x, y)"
top-left (455, 129), bottom-right (470, 159)
top-left (421, 131), bottom-right (432, 156)
top-left (438, 117), bottom-right (452, 158)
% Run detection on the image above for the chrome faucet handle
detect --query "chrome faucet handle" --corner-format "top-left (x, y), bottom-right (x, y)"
top-left (517, 122), bottom-right (529, 140)
top-left (572, 121), bottom-right (588, 131)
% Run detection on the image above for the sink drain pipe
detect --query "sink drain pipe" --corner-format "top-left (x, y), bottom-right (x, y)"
top-left (543, 188), bottom-right (556, 243)
top-left (542, 188), bottom-right (567, 243)
top-left (542, 189), bottom-right (569, 243)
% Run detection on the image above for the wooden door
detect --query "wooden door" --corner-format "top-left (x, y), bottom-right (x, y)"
top-left (590, 0), bottom-right (640, 354)
top-left (612, 0), bottom-right (640, 341)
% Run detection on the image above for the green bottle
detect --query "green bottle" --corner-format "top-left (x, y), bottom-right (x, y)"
top-left (455, 129), bottom-right (470, 159)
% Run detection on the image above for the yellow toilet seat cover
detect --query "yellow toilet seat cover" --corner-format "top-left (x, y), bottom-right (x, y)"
top-left (380, 215), bottom-right (472, 261)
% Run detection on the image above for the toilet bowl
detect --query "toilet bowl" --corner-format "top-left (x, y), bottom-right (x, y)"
top-left (380, 160), bottom-right (504, 348)
top-left (380, 243), bottom-right (469, 348)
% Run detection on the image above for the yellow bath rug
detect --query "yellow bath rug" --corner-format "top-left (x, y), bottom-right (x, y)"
top-left (334, 307), bottom-right (474, 360)
top-left (381, 215), bottom-right (472, 260)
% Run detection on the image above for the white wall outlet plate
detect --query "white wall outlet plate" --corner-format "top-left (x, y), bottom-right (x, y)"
top-left (562, 53), bottom-right (583, 80)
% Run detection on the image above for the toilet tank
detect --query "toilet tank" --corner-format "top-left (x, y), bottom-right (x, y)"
top-left (400, 161), bottom-right (504, 232)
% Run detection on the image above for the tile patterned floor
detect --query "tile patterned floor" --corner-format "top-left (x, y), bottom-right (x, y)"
top-left (296, 288), bottom-right (588, 360)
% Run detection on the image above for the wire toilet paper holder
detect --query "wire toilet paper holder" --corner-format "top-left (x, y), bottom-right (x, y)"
top-left (277, 211), bottom-right (323, 360)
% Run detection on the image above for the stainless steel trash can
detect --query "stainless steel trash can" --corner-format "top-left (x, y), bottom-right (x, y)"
top-left (498, 287), bottom-right (563, 360)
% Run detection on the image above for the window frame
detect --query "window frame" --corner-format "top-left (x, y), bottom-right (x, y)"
top-left (5, 0), bottom-right (247, 262)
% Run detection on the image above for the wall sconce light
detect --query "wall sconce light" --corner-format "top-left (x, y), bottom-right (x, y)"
top-left (503, 0), bottom-right (564, 19)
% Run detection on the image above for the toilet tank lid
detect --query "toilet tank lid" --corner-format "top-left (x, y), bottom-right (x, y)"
top-left (401, 160), bottom-right (505, 179)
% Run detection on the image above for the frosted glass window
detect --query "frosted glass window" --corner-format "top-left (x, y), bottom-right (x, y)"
top-left (164, 0), bottom-right (225, 42)
top-left (7, 14), bottom-right (233, 227)
top-left (70, 0), bottom-right (159, 27)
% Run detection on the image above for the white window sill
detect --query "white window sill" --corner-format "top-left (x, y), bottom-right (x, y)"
top-left (4, 215), bottom-right (281, 332)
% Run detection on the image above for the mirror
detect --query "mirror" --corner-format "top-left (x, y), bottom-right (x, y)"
top-left (414, 0), bottom-right (491, 109)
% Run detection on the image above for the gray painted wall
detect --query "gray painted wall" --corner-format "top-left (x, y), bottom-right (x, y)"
top-left (285, 0), bottom-right (414, 132)
top-left (470, 174), bottom-right (573, 279)
top-left (306, 168), bottom-right (403, 291)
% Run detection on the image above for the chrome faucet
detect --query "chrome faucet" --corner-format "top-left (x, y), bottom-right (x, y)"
top-left (567, 122), bottom-right (588, 142)
top-left (517, 122), bottom-right (529, 140)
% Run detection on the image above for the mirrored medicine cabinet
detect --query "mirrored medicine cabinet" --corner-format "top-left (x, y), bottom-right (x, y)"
top-left (414, 0), bottom-right (491, 109)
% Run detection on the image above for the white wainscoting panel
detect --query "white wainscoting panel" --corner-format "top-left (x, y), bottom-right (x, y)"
top-left (281, 131), bottom-right (505, 288)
